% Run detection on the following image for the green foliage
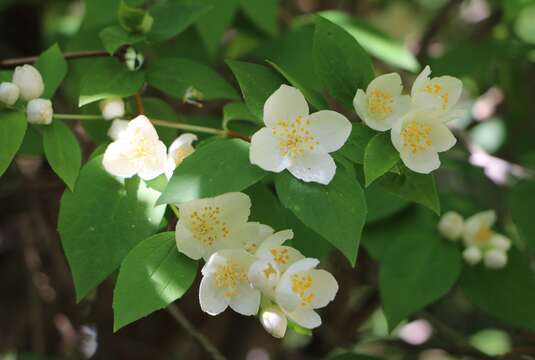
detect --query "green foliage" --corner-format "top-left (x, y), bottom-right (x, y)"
top-left (364, 133), bottom-right (399, 187)
top-left (365, 182), bottom-right (410, 223)
top-left (99, 25), bottom-right (145, 54)
top-left (158, 139), bottom-right (267, 204)
top-left (43, 121), bottom-right (81, 191)
top-left (148, 1), bottom-right (210, 42)
top-left (379, 233), bottom-right (462, 329)
top-left (275, 167), bottom-right (367, 265)
top-left (113, 232), bottom-right (198, 330)
top-left (336, 123), bottom-right (376, 164)
top-left (240, 0), bottom-right (279, 37)
top-left (0, 110), bottom-right (26, 176)
top-left (222, 102), bottom-right (261, 129)
top-left (58, 156), bottom-right (166, 300)
top-left (509, 179), bottom-right (535, 248)
top-left (34, 44), bottom-right (68, 99)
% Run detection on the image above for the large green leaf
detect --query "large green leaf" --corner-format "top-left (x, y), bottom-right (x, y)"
top-left (509, 180), bottom-right (535, 248)
top-left (43, 121), bottom-right (81, 191)
top-left (158, 139), bottom-right (267, 204)
top-left (192, 0), bottom-right (240, 54)
top-left (58, 156), bottom-right (166, 300)
top-left (99, 25), bottom-right (145, 54)
top-left (79, 58), bottom-right (145, 106)
top-left (0, 110), bottom-right (27, 176)
top-left (147, 58), bottom-right (239, 101)
top-left (363, 133), bottom-right (399, 187)
top-left (148, 1), bottom-right (210, 42)
top-left (460, 249), bottom-right (535, 332)
top-left (34, 44), bottom-right (68, 98)
top-left (226, 60), bottom-right (285, 121)
top-left (275, 167), bottom-right (367, 265)
top-left (379, 233), bottom-right (462, 330)
top-left (365, 181), bottom-right (410, 223)
top-left (113, 232), bottom-right (198, 330)
top-left (336, 122), bottom-right (376, 164)
top-left (313, 16), bottom-right (374, 108)
top-left (240, 0), bottom-right (278, 37)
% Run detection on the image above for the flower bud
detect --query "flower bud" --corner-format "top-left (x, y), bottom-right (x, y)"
top-left (260, 306), bottom-right (287, 338)
top-left (0, 82), bottom-right (20, 105)
top-left (118, 1), bottom-right (153, 34)
top-left (27, 98), bottom-right (53, 125)
top-left (484, 249), bottom-right (507, 269)
top-left (107, 119), bottom-right (129, 140)
top-left (462, 246), bottom-right (482, 265)
top-left (124, 47), bottom-right (144, 71)
top-left (437, 211), bottom-right (464, 241)
top-left (99, 98), bottom-right (125, 120)
top-left (12, 64), bottom-right (44, 101)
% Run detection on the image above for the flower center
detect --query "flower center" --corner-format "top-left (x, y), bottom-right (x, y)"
top-left (423, 83), bottom-right (449, 110)
top-left (291, 273), bottom-right (315, 307)
top-left (474, 225), bottom-right (491, 243)
top-left (368, 89), bottom-right (393, 119)
top-left (272, 116), bottom-right (319, 159)
top-left (270, 247), bottom-right (290, 265)
top-left (189, 206), bottom-right (229, 246)
top-left (263, 262), bottom-right (277, 278)
top-left (402, 120), bottom-right (433, 154)
top-left (215, 261), bottom-right (248, 297)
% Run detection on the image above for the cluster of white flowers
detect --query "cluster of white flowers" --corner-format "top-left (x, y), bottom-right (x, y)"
top-left (102, 114), bottom-right (197, 181)
top-left (0, 64), bottom-right (54, 124)
top-left (438, 210), bottom-right (511, 269)
top-left (174, 192), bottom-right (339, 338)
top-left (354, 66), bottom-right (463, 174)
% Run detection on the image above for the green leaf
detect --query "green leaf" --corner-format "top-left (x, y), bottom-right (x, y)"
top-left (313, 16), bottom-right (374, 108)
top-left (336, 122), bottom-right (376, 164)
top-left (19, 126), bottom-right (44, 156)
top-left (0, 110), bottom-right (27, 177)
top-left (58, 156), bottom-right (166, 300)
top-left (222, 102), bottom-right (261, 129)
top-left (378, 171), bottom-right (440, 215)
top-left (364, 133), bottom-right (399, 187)
top-left (509, 180), bottom-right (535, 248)
top-left (226, 60), bottom-right (285, 120)
top-left (34, 44), bottom-right (68, 99)
top-left (379, 233), bottom-right (462, 330)
top-left (113, 232), bottom-right (198, 330)
top-left (43, 121), bottom-right (82, 191)
top-left (330, 353), bottom-right (383, 360)
top-left (148, 1), bottom-right (210, 42)
top-left (141, 97), bottom-right (179, 145)
top-left (99, 25), bottom-right (145, 54)
top-left (275, 167), bottom-right (367, 265)
top-left (147, 57), bottom-right (239, 101)
top-left (460, 249), bottom-right (535, 332)
top-left (79, 58), bottom-right (145, 106)
top-left (158, 139), bottom-right (267, 204)
top-left (192, 0), bottom-right (240, 54)
top-left (266, 60), bottom-right (328, 110)
top-left (365, 181), bottom-right (410, 223)
top-left (240, 0), bottom-right (278, 37)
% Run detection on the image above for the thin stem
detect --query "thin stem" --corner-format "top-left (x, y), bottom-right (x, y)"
top-left (167, 304), bottom-right (226, 360)
top-left (134, 92), bottom-right (145, 115)
top-left (169, 204), bottom-right (180, 219)
top-left (151, 118), bottom-right (227, 136)
top-left (0, 50), bottom-right (112, 68)
top-left (53, 113), bottom-right (104, 121)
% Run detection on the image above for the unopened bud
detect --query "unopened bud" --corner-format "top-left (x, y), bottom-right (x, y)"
top-left (0, 82), bottom-right (20, 105)
top-left (118, 1), bottom-right (153, 34)
top-left (27, 98), bottom-right (53, 125)
top-left (462, 246), bottom-right (482, 265)
top-left (438, 211), bottom-right (464, 241)
top-left (12, 64), bottom-right (44, 101)
top-left (99, 98), bottom-right (125, 120)
top-left (484, 249), bottom-right (507, 269)
top-left (124, 47), bottom-right (144, 71)
top-left (107, 119), bottom-right (129, 140)
top-left (260, 307), bottom-right (287, 338)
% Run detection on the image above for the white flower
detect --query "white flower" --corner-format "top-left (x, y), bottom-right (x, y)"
top-left (233, 222), bottom-right (274, 255)
top-left (463, 246), bottom-right (482, 265)
top-left (250, 85), bottom-right (352, 185)
top-left (437, 211), bottom-right (464, 241)
top-left (175, 192), bottom-right (253, 260)
top-left (99, 98), bottom-right (125, 120)
top-left (391, 108), bottom-right (457, 174)
top-left (199, 249), bottom-right (260, 316)
top-left (12, 64), bottom-right (44, 101)
top-left (165, 133), bottom-right (197, 179)
top-left (0, 82), bottom-right (20, 105)
top-left (102, 115), bottom-right (167, 180)
top-left (26, 98), bottom-right (53, 125)
top-left (275, 258), bottom-right (338, 329)
top-left (411, 65), bottom-right (463, 112)
top-left (107, 119), bottom-right (129, 140)
top-left (259, 306), bottom-right (287, 338)
top-left (353, 73), bottom-right (410, 131)
top-left (483, 249), bottom-right (507, 269)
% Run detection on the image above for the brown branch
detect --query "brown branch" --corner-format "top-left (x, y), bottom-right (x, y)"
top-left (134, 92), bottom-right (145, 115)
top-left (0, 50), bottom-right (112, 68)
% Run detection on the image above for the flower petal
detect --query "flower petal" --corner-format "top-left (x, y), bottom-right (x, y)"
top-left (368, 72), bottom-right (403, 95)
top-left (138, 140), bottom-right (168, 180)
top-left (199, 275), bottom-right (229, 315)
top-left (286, 309), bottom-right (322, 329)
top-left (102, 140), bottom-right (138, 178)
top-left (125, 115), bottom-right (159, 140)
top-left (309, 269), bottom-right (338, 309)
top-left (264, 85), bottom-right (309, 127)
top-left (400, 148), bottom-right (440, 174)
top-left (429, 123), bottom-right (456, 152)
top-left (215, 192), bottom-right (252, 229)
top-left (229, 285), bottom-right (261, 316)
top-left (411, 65), bottom-right (431, 98)
top-left (287, 153), bottom-right (336, 185)
top-left (175, 224), bottom-right (205, 260)
top-left (250, 127), bottom-right (290, 172)
top-left (307, 110), bottom-right (352, 152)
top-left (232, 222), bottom-right (274, 254)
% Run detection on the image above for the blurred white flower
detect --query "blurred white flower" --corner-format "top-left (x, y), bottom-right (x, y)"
top-left (165, 133), bottom-right (197, 179)
top-left (99, 98), bottom-right (125, 120)
top-left (12, 64), bottom-right (44, 101)
top-left (353, 72), bottom-right (410, 131)
top-left (463, 246), bottom-right (482, 265)
top-left (0, 82), bottom-right (19, 105)
top-left (259, 306), bottom-right (287, 338)
top-left (102, 115), bottom-right (167, 180)
top-left (411, 65), bottom-right (463, 112)
top-left (483, 249), bottom-right (508, 269)
top-left (250, 85), bottom-right (351, 185)
top-left (107, 119), bottom-right (129, 140)
top-left (437, 211), bottom-right (464, 241)
top-left (27, 98), bottom-right (53, 125)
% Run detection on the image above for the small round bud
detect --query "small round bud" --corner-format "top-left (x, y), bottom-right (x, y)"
top-left (484, 249), bottom-right (507, 269)
top-left (0, 82), bottom-right (20, 105)
top-left (489, 234), bottom-right (511, 252)
top-left (27, 98), bottom-right (53, 125)
top-left (124, 47), bottom-right (144, 71)
top-left (260, 306), bottom-right (287, 338)
top-left (462, 246), bottom-right (482, 265)
top-left (107, 119), bottom-right (129, 140)
top-left (99, 98), bottom-right (125, 120)
top-left (438, 211), bottom-right (464, 241)
top-left (12, 64), bottom-right (44, 101)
